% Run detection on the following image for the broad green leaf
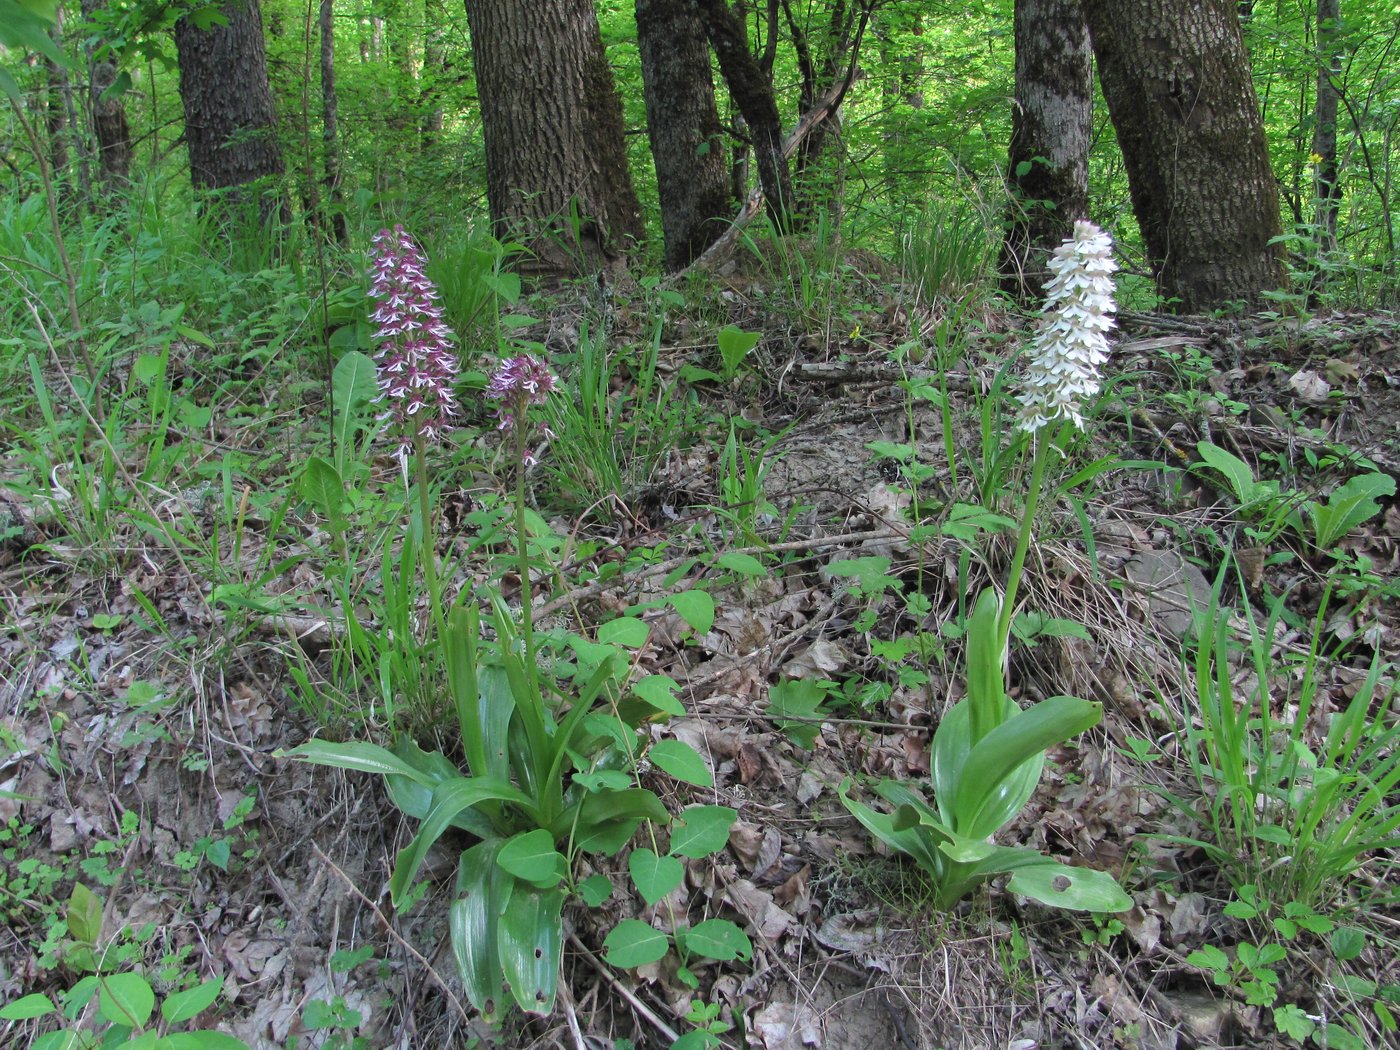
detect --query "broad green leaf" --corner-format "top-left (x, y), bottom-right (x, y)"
top-left (297, 457), bottom-right (346, 528)
top-left (597, 617), bottom-right (649, 647)
top-left (648, 739), bottom-right (713, 788)
top-left (577, 873), bottom-right (613, 907)
top-left (930, 696), bottom-right (1041, 831)
top-left (717, 325), bottom-right (761, 375)
top-left (766, 678), bottom-right (827, 750)
top-left (1005, 859), bottom-right (1131, 912)
top-left (160, 979), bottom-right (222, 1024)
top-left (716, 551), bottom-right (766, 577)
top-left (683, 919), bottom-right (752, 962)
top-left (497, 830), bottom-right (567, 888)
top-left (1310, 472), bottom-right (1395, 547)
top-left (0, 993), bottom-right (57, 1020)
top-left (603, 919), bottom-right (670, 968)
top-left (279, 740), bottom-right (430, 782)
top-left (383, 737), bottom-right (496, 838)
top-left (31, 1033), bottom-right (83, 1050)
top-left (839, 782), bottom-right (945, 882)
top-left (159, 1033), bottom-right (251, 1049)
top-left (670, 805), bottom-right (737, 859)
top-left (950, 696), bottom-right (1101, 838)
top-left (668, 590), bottom-right (715, 635)
top-left (0, 0), bottom-right (72, 68)
top-left (628, 848), bottom-right (684, 906)
top-left (332, 351), bottom-right (377, 440)
top-left (498, 885), bottom-right (565, 1014)
top-left (67, 882), bottom-right (103, 944)
top-left (966, 588), bottom-right (1005, 749)
top-left (99, 972), bottom-right (155, 1028)
top-left (450, 840), bottom-right (509, 1024)
top-left (390, 777), bottom-right (537, 908)
top-left (825, 556), bottom-right (894, 592)
top-left (631, 675), bottom-right (686, 717)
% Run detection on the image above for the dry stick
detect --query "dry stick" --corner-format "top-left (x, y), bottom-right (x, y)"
top-left (311, 843), bottom-right (473, 1027)
top-left (567, 933), bottom-right (681, 1044)
top-left (678, 71), bottom-right (858, 278)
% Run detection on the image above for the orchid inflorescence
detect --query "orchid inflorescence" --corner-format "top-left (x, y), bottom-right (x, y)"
top-left (487, 353), bottom-right (559, 466)
top-left (368, 225), bottom-right (461, 464)
top-left (1016, 219), bottom-right (1117, 435)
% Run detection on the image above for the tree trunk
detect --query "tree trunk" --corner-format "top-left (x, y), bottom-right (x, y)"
top-left (1000, 0), bottom-right (1093, 300)
top-left (694, 0), bottom-right (796, 232)
top-left (81, 0), bottom-right (132, 195)
top-left (464, 0), bottom-right (644, 278)
top-left (1081, 0), bottom-right (1285, 313)
top-left (320, 0), bottom-right (347, 243)
top-left (1311, 0), bottom-right (1341, 256)
top-left (173, 0), bottom-right (288, 228)
top-left (636, 0), bottom-right (733, 269)
top-left (45, 12), bottom-right (71, 211)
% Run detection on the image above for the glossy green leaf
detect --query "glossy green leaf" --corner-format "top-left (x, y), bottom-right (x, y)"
top-left (498, 885), bottom-right (565, 1014)
top-left (965, 587), bottom-right (1005, 748)
top-left (1004, 858), bottom-right (1132, 912)
top-left (0, 993), bottom-right (57, 1020)
top-left (670, 805), bottom-right (737, 858)
top-left (160, 978), bottom-right (222, 1024)
top-left (603, 919), bottom-right (670, 968)
top-left (683, 919), bottom-right (752, 962)
top-left (450, 840), bottom-right (510, 1024)
top-left (99, 972), bottom-right (155, 1028)
top-left (67, 882), bottom-right (103, 944)
top-left (629, 848), bottom-right (684, 906)
top-left (278, 740), bottom-right (430, 783)
top-left (497, 830), bottom-right (567, 888)
top-left (649, 739), bottom-right (713, 788)
top-left (631, 675), bottom-right (686, 717)
top-left (716, 551), bottom-right (765, 577)
top-left (668, 590), bottom-right (715, 635)
top-left (577, 873), bottom-right (613, 907)
top-left (389, 777), bottom-right (537, 908)
top-left (930, 696), bottom-right (1041, 832)
top-left (598, 616), bottom-right (649, 647)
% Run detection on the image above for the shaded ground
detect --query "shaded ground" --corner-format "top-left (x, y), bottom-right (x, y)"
top-left (3, 279), bottom-right (1398, 1049)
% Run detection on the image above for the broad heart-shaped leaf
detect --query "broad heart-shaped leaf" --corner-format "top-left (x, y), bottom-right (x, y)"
top-left (98, 971), bottom-right (155, 1028)
top-left (629, 848), bottom-right (684, 906)
top-left (931, 697), bottom-right (1042, 832)
top-left (648, 739), bottom-right (714, 788)
top-left (497, 829), bottom-right (568, 888)
top-left (631, 675), bottom-right (686, 718)
top-left (669, 805), bottom-right (737, 858)
top-left (682, 919), bottom-right (752, 962)
top-left (603, 919), bottom-right (671, 968)
top-left (498, 884), bottom-right (566, 1014)
top-left (948, 696), bottom-right (1101, 839)
top-left (160, 978), bottom-right (223, 1024)
top-left (668, 589), bottom-right (715, 635)
top-left (390, 777), bottom-right (539, 908)
top-left (450, 839), bottom-right (510, 1024)
top-left (1002, 855), bottom-right (1132, 913)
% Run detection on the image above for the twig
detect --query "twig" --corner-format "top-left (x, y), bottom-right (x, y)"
top-left (311, 843), bottom-right (473, 1027)
top-left (568, 933), bottom-right (680, 1044)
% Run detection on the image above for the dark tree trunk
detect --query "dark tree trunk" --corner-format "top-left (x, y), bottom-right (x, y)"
top-left (694, 0), bottom-right (796, 232)
top-left (1081, 0), bottom-right (1285, 312)
top-left (464, 0), bottom-right (644, 278)
top-left (81, 0), bottom-right (132, 195)
top-left (1000, 0), bottom-right (1093, 300)
top-left (173, 0), bottom-right (288, 228)
top-left (320, 0), bottom-right (347, 243)
top-left (636, 0), bottom-right (733, 269)
top-left (1311, 0), bottom-right (1341, 257)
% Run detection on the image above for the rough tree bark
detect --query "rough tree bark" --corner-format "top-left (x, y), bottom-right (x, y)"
top-left (80, 0), bottom-right (132, 194)
top-left (1000, 0), bottom-right (1092, 300)
top-left (464, 0), bottom-right (644, 278)
top-left (1080, 0), bottom-right (1285, 312)
top-left (1311, 0), bottom-right (1342, 256)
top-left (320, 0), bottom-right (347, 243)
top-left (636, 0), bottom-right (733, 269)
top-left (693, 0), bottom-right (796, 232)
top-left (173, 0), bottom-right (287, 227)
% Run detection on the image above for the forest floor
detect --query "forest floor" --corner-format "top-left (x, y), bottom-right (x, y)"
top-left (3, 266), bottom-right (1399, 1050)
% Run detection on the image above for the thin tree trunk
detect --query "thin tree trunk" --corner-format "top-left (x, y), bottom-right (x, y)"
top-left (1000, 0), bottom-right (1093, 300)
top-left (320, 0), bottom-right (347, 243)
top-left (1311, 0), bottom-right (1342, 257)
top-left (636, 0), bottom-right (733, 269)
top-left (1081, 0), bottom-right (1285, 312)
top-left (694, 0), bottom-right (796, 232)
top-left (81, 0), bottom-right (132, 196)
top-left (45, 12), bottom-right (72, 212)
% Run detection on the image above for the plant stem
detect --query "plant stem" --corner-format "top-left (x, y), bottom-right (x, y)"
top-left (414, 435), bottom-right (447, 646)
top-left (513, 412), bottom-right (538, 673)
top-left (998, 436), bottom-right (1051, 654)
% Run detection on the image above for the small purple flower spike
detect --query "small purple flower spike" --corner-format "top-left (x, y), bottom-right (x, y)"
top-left (487, 354), bottom-right (559, 466)
top-left (368, 226), bottom-right (460, 464)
